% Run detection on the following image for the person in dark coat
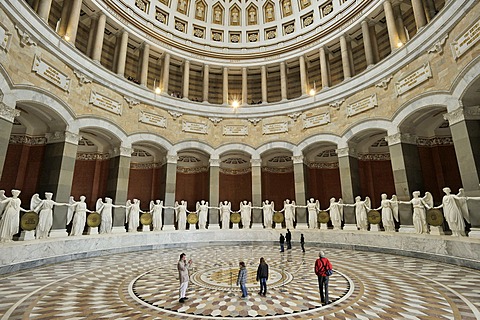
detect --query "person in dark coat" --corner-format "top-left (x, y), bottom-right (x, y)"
top-left (279, 233), bottom-right (285, 252)
top-left (256, 257), bottom-right (269, 296)
top-left (300, 234), bottom-right (305, 253)
top-left (286, 229), bottom-right (292, 249)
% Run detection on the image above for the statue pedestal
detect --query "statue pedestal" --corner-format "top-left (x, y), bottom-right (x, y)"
top-left (142, 225), bottom-right (150, 232)
top-left (429, 226), bottom-right (444, 235)
top-left (189, 223), bottom-right (196, 230)
top-left (370, 224), bottom-right (380, 232)
top-left (251, 223), bottom-right (263, 229)
top-left (49, 229), bottom-right (68, 238)
top-left (296, 223), bottom-right (308, 229)
top-left (343, 224), bottom-right (357, 231)
top-left (320, 223), bottom-right (328, 230)
top-left (19, 230), bottom-right (35, 241)
top-left (399, 225), bottom-right (416, 233)
top-left (208, 224), bottom-right (220, 230)
top-left (467, 228), bottom-right (480, 238)
top-left (163, 225), bottom-right (176, 231)
top-left (274, 223), bottom-right (282, 229)
top-left (112, 226), bottom-right (126, 233)
top-left (232, 223), bottom-right (239, 229)
top-left (87, 227), bottom-right (98, 235)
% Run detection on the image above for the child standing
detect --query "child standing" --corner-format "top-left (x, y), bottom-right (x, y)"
top-left (237, 261), bottom-right (248, 298)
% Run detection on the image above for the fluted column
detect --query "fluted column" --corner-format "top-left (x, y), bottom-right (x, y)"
top-left (299, 55), bottom-right (307, 95)
top-left (242, 67), bottom-right (248, 105)
top-left (261, 66), bottom-right (267, 103)
top-left (340, 35), bottom-right (352, 79)
top-left (86, 19), bottom-right (96, 58)
top-left (336, 147), bottom-right (361, 231)
top-left (183, 60), bottom-right (190, 99)
top-left (383, 0), bottom-right (401, 50)
top-left (319, 46), bottom-right (330, 88)
top-left (251, 158), bottom-right (263, 229)
top-left (163, 154), bottom-right (177, 230)
top-left (280, 62), bottom-right (287, 100)
top-left (293, 155), bottom-right (307, 229)
top-left (139, 43), bottom-right (150, 86)
top-left (162, 53), bottom-right (170, 93)
top-left (209, 158), bottom-right (220, 229)
top-left (411, 0), bottom-right (427, 30)
top-left (393, 2), bottom-right (407, 45)
top-left (64, 0), bottom-right (82, 44)
top-left (0, 102), bottom-right (20, 179)
top-left (57, 0), bottom-right (71, 37)
top-left (362, 20), bottom-right (374, 66)
top-left (369, 23), bottom-right (380, 63)
top-left (116, 31), bottom-right (128, 76)
top-left (222, 67), bottom-right (228, 105)
top-left (92, 14), bottom-right (106, 63)
top-left (37, 0), bottom-right (53, 22)
top-left (203, 64), bottom-right (209, 102)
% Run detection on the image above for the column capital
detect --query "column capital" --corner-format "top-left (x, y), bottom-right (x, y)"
top-left (110, 146), bottom-right (132, 157)
top-left (45, 131), bottom-right (80, 145)
top-left (292, 155), bottom-right (304, 164)
top-left (209, 158), bottom-right (221, 167)
top-left (0, 102), bottom-right (20, 122)
top-left (166, 154), bottom-right (178, 164)
top-left (250, 158), bottom-right (262, 167)
top-left (443, 107), bottom-right (465, 125)
top-left (385, 133), bottom-right (417, 146)
top-left (336, 147), bottom-right (356, 158)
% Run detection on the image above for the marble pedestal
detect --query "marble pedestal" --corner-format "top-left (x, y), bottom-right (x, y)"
top-left (112, 226), bottom-right (127, 233)
top-left (19, 230), bottom-right (35, 241)
top-left (399, 225), bottom-right (416, 233)
top-left (87, 227), bottom-right (98, 235)
top-left (209, 224), bottom-right (220, 230)
top-left (320, 223), bottom-right (328, 230)
top-left (142, 225), bottom-right (150, 232)
top-left (370, 224), bottom-right (380, 232)
top-left (468, 228), bottom-right (480, 238)
top-left (296, 223), bottom-right (308, 229)
top-left (274, 223), bottom-right (282, 229)
top-left (163, 225), bottom-right (176, 231)
top-left (189, 224), bottom-right (196, 230)
top-left (430, 226), bottom-right (444, 235)
top-left (232, 224), bottom-right (239, 229)
top-left (343, 224), bottom-right (358, 231)
top-left (251, 223), bottom-right (263, 229)
top-left (49, 229), bottom-right (68, 238)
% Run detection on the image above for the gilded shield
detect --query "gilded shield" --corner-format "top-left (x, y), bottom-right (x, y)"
top-left (426, 209), bottom-right (444, 226)
top-left (20, 211), bottom-right (39, 231)
top-left (140, 212), bottom-right (153, 225)
top-left (231, 212), bottom-right (241, 223)
top-left (318, 210), bottom-right (330, 223)
top-left (87, 212), bottom-right (101, 227)
top-left (273, 211), bottom-right (284, 223)
top-left (187, 213), bottom-right (199, 224)
top-left (367, 210), bottom-right (381, 224)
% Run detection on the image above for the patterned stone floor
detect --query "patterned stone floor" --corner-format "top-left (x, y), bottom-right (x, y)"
top-left (1, 244), bottom-right (480, 319)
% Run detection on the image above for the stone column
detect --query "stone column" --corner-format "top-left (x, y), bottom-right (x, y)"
top-left (0, 102), bottom-right (20, 179)
top-left (251, 158), bottom-right (263, 229)
top-left (336, 147), bottom-right (361, 230)
top-left (106, 146), bottom-right (132, 233)
top-left (299, 55), bottom-right (307, 96)
top-left (163, 154), bottom-right (177, 230)
top-left (424, 0), bottom-right (437, 22)
top-left (37, 0), bottom-right (53, 22)
top-left (57, 0), bottom-right (71, 37)
top-left (209, 158), bottom-right (220, 229)
top-left (293, 155), bottom-right (307, 229)
top-left (280, 62), bottom-right (287, 100)
top-left (86, 18), bottom-right (96, 58)
top-left (383, 0), bottom-right (401, 51)
top-left (261, 66), bottom-right (267, 103)
top-left (203, 64), bottom-right (209, 102)
top-left (242, 67), bottom-right (248, 105)
top-left (64, 0), bottom-right (82, 44)
top-left (116, 30), bottom-right (129, 76)
top-left (183, 60), bottom-right (190, 99)
top-left (162, 53), bottom-right (170, 94)
top-left (393, 2), bottom-right (407, 45)
top-left (222, 67), bottom-right (228, 105)
top-left (444, 108), bottom-right (480, 237)
top-left (37, 131), bottom-right (80, 237)
top-left (340, 35), bottom-right (352, 79)
top-left (385, 132), bottom-right (423, 232)
top-left (411, 0), bottom-right (427, 30)
top-left (139, 43), bottom-right (150, 86)
top-left (92, 14), bottom-right (106, 63)
top-left (319, 46), bottom-right (330, 88)
top-left (361, 20), bottom-right (374, 67)
top-left (369, 23), bottom-right (380, 63)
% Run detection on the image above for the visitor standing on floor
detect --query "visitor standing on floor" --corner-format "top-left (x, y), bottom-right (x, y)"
top-left (256, 257), bottom-right (269, 296)
top-left (286, 229), bottom-right (292, 249)
top-left (300, 234), bottom-right (305, 253)
top-left (237, 261), bottom-right (248, 298)
top-left (315, 251), bottom-right (333, 305)
top-left (279, 233), bottom-right (285, 252)
top-left (177, 253), bottom-right (193, 303)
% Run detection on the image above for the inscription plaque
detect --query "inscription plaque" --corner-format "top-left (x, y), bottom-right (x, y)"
top-left (89, 91), bottom-right (122, 115)
top-left (347, 94), bottom-right (378, 117)
top-left (451, 19), bottom-right (480, 59)
top-left (395, 63), bottom-right (432, 96)
top-left (303, 112), bottom-right (330, 129)
top-left (223, 125), bottom-right (248, 136)
top-left (139, 111), bottom-right (167, 128)
top-left (182, 120), bottom-right (208, 134)
top-left (263, 122), bottom-right (288, 134)
top-left (32, 55), bottom-right (70, 91)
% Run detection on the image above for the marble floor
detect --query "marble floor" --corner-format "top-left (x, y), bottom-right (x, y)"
top-left (1, 244), bottom-right (480, 320)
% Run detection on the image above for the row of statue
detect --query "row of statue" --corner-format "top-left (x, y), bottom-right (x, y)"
top-left (0, 187), bottom-right (478, 242)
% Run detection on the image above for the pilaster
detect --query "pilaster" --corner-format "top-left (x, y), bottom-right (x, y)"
top-left (163, 154), bottom-right (177, 230)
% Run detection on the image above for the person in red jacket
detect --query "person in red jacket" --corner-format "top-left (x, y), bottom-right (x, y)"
top-left (314, 251), bottom-right (333, 305)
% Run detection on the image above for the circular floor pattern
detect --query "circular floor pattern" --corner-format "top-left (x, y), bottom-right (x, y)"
top-left (1, 244), bottom-right (480, 320)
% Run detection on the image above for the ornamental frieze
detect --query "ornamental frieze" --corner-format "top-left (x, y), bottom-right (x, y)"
top-left (76, 153), bottom-right (110, 161)
top-left (357, 153), bottom-right (391, 161)
top-left (261, 166), bottom-right (294, 173)
top-left (176, 166), bottom-right (209, 174)
top-left (306, 162), bottom-right (339, 169)
top-left (219, 167), bottom-right (252, 175)
top-left (9, 134), bottom-right (46, 145)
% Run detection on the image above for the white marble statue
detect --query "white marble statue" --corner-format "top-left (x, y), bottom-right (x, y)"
top-left (325, 198), bottom-right (344, 230)
top-left (282, 199), bottom-right (296, 229)
top-left (196, 200), bottom-right (209, 229)
top-left (31, 192), bottom-right (68, 239)
top-left (399, 191), bottom-right (432, 234)
top-left (239, 200), bottom-right (252, 229)
top-left (261, 200), bottom-right (275, 229)
top-left (346, 196), bottom-right (371, 231)
top-left (67, 195), bottom-right (91, 236)
top-left (174, 200), bottom-right (188, 230)
top-left (96, 197), bottom-right (123, 234)
top-left (305, 198), bottom-right (320, 229)
top-left (126, 199), bottom-right (141, 232)
top-left (375, 194), bottom-right (398, 232)
top-left (219, 201), bottom-right (231, 229)
top-left (434, 187), bottom-right (480, 236)
top-left (150, 200), bottom-right (165, 231)
top-left (0, 189), bottom-right (27, 242)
